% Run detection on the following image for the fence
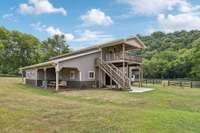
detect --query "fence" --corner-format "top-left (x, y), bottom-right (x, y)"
top-left (142, 79), bottom-right (200, 88)
top-left (143, 79), bottom-right (162, 85)
top-left (167, 80), bottom-right (193, 88)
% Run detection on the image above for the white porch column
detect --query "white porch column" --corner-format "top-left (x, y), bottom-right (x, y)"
top-left (35, 69), bottom-right (38, 87)
top-left (79, 71), bottom-right (82, 81)
top-left (44, 68), bottom-right (47, 88)
top-left (55, 64), bottom-right (60, 91)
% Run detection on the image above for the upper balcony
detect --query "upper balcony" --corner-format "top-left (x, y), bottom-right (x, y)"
top-left (100, 40), bottom-right (144, 64)
top-left (104, 52), bottom-right (143, 64)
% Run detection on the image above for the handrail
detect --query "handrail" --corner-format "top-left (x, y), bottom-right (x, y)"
top-left (97, 59), bottom-right (123, 82)
top-left (97, 59), bottom-right (124, 87)
top-left (96, 58), bottom-right (131, 88)
top-left (109, 63), bottom-right (130, 82)
top-left (124, 54), bottom-right (142, 63)
top-left (104, 52), bottom-right (142, 63)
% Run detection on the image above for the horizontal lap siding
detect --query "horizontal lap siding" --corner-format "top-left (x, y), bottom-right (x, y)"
top-left (59, 52), bottom-right (100, 81)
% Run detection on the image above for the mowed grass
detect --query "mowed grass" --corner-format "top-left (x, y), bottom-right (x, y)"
top-left (1, 77), bottom-right (200, 133)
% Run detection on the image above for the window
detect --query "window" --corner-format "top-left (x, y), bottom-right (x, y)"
top-left (70, 71), bottom-right (75, 80)
top-left (88, 71), bottom-right (95, 79)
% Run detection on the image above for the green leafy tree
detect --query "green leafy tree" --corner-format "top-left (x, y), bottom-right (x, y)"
top-left (40, 34), bottom-right (71, 61)
top-left (190, 38), bottom-right (200, 79)
top-left (0, 28), bottom-right (41, 74)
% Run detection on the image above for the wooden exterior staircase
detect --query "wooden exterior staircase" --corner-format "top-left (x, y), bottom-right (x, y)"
top-left (96, 58), bottom-right (131, 89)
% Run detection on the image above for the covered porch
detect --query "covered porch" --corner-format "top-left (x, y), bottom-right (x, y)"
top-left (37, 66), bottom-right (81, 91)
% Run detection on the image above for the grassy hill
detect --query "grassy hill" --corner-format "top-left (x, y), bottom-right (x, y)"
top-left (1, 77), bottom-right (200, 133)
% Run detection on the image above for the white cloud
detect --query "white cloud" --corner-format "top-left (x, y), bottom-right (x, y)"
top-left (71, 30), bottom-right (114, 50)
top-left (81, 9), bottom-right (113, 26)
top-left (31, 22), bottom-right (74, 41)
top-left (144, 0), bottom-right (200, 33)
top-left (117, 0), bottom-right (189, 15)
top-left (19, 0), bottom-right (67, 15)
top-left (156, 13), bottom-right (200, 33)
top-left (74, 30), bottom-right (113, 42)
top-left (2, 13), bottom-right (17, 22)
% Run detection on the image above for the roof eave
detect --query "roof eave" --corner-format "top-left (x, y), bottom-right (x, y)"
top-left (20, 61), bottom-right (55, 70)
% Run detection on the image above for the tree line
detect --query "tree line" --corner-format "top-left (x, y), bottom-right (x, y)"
top-left (0, 27), bottom-right (70, 74)
top-left (0, 27), bottom-right (199, 80)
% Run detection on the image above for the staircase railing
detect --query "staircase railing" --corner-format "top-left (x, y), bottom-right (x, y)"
top-left (109, 63), bottom-right (131, 84)
top-left (96, 58), bottom-right (131, 89)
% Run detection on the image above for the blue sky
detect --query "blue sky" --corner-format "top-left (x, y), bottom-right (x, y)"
top-left (0, 0), bottom-right (200, 50)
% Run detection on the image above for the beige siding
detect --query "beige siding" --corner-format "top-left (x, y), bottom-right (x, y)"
top-left (25, 69), bottom-right (37, 80)
top-left (60, 68), bottom-right (79, 81)
top-left (59, 52), bottom-right (100, 81)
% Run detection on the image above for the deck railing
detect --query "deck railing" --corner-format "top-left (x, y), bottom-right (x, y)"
top-left (104, 52), bottom-right (142, 63)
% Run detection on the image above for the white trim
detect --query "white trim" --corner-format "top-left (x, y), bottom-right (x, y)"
top-left (88, 71), bottom-right (95, 80)
top-left (20, 61), bottom-right (54, 70)
top-left (79, 71), bottom-right (82, 81)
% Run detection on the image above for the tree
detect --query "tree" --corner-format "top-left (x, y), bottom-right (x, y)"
top-left (190, 38), bottom-right (200, 79)
top-left (40, 34), bottom-right (71, 61)
top-left (0, 27), bottom-right (41, 74)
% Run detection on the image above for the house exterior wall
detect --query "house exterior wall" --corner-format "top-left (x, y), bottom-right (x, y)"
top-left (59, 52), bottom-right (100, 81)
top-left (60, 68), bottom-right (79, 81)
top-left (25, 68), bottom-right (38, 86)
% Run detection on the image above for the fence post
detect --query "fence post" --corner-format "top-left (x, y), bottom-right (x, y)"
top-left (191, 82), bottom-right (193, 88)
top-left (168, 80), bottom-right (170, 86)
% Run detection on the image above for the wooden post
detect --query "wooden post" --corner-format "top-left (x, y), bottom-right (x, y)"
top-left (110, 69), bottom-right (112, 89)
top-left (56, 71), bottom-right (59, 91)
top-left (122, 43), bottom-right (125, 87)
top-left (191, 82), bottom-right (193, 88)
top-left (55, 64), bottom-right (59, 91)
top-left (98, 68), bottom-right (101, 88)
top-left (35, 69), bottom-right (38, 87)
top-left (138, 67), bottom-right (141, 87)
top-left (44, 68), bottom-right (47, 88)
top-left (99, 48), bottom-right (103, 88)
top-left (141, 65), bottom-right (143, 87)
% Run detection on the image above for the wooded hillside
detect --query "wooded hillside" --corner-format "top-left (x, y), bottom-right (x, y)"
top-left (139, 31), bottom-right (200, 80)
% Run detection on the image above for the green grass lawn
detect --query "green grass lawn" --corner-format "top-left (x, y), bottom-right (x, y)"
top-left (1, 77), bottom-right (200, 133)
